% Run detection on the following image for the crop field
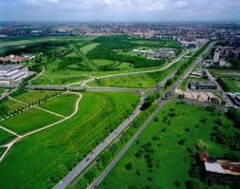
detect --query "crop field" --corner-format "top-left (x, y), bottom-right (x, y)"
top-left (40, 93), bottom-right (78, 116)
top-left (0, 108), bottom-right (61, 134)
top-left (0, 129), bottom-right (15, 145)
top-left (89, 61), bottom-right (182, 88)
top-left (0, 91), bottom-right (139, 188)
top-left (100, 102), bottom-right (240, 189)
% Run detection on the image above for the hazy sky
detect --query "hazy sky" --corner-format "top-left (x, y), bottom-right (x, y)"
top-left (1, 0), bottom-right (240, 22)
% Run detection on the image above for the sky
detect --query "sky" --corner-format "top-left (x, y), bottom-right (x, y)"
top-left (0, 0), bottom-right (240, 22)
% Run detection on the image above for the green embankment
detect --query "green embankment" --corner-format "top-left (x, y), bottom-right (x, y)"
top-left (0, 92), bottom-right (139, 189)
top-left (89, 62), bottom-right (182, 88)
top-left (40, 93), bottom-right (78, 116)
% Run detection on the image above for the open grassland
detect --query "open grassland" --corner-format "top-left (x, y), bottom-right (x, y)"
top-left (0, 148), bottom-right (6, 157)
top-left (0, 108), bottom-right (61, 134)
top-left (80, 43), bottom-right (99, 54)
top-left (0, 92), bottom-right (139, 189)
top-left (0, 99), bottom-right (25, 118)
top-left (40, 93), bottom-right (78, 116)
top-left (89, 61), bottom-right (181, 88)
top-left (12, 90), bottom-right (59, 104)
top-left (0, 88), bottom-right (5, 95)
top-left (221, 78), bottom-right (240, 93)
top-left (0, 129), bottom-right (15, 145)
top-left (100, 102), bottom-right (240, 189)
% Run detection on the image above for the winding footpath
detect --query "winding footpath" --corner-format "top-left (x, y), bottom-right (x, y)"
top-left (0, 92), bottom-right (82, 163)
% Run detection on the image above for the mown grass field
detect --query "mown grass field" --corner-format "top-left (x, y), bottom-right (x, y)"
top-left (0, 148), bottom-right (6, 157)
top-left (89, 61), bottom-right (181, 88)
top-left (40, 93), bottom-right (78, 116)
top-left (0, 108), bottom-right (61, 134)
top-left (0, 88), bottom-right (5, 95)
top-left (12, 90), bottom-right (59, 104)
top-left (0, 99), bottom-right (25, 118)
top-left (0, 129), bottom-right (15, 145)
top-left (80, 43), bottom-right (99, 54)
top-left (0, 91), bottom-right (139, 188)
top-left (221, 78), bottom-right (240, 93)
top-left (100, 102), bottom-right (240, 189)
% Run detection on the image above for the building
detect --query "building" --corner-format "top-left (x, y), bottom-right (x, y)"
top-left (213, 49), bottom-right (221, 63)
top-left (188, 81), bottom-right (217, 90)
top-left (199, 152), bottom-right (240, 184)
top-left (0, 55), bottom-right (35, 63)
top-left (0, 64), bottom-right (29, 85)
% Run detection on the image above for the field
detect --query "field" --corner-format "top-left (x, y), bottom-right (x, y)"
top-left (0, 129), bottom-right (15, 145)
top-left (209, 69), bottom-right (240, 93)
top-left (89, 61), bottom-right (181, 88)
top-left (40, 93), bottom-right (78, 116)
top-left (0, 36), bottom-right (181, 85)
top-left (100, 102), bottom-right (240, 189)
top-left (0, 98), bottom-right (25, 118)
top-left (0, 88), bottom-right (5, 95)
top-left (0, 91), bottom-right (139, 188)
top-left (12, 89), bottom-right (59, 104)
top-left (0, 108), bottom-right (61, 134)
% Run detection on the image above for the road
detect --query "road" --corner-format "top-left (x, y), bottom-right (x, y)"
top-left (204, 69), bottom-right (234, 107)
top-left (89, 100), bottom-right (165, 189)
top-left (53, 94), bottom-right (145, 189)
top-left (88, 41), bottom-right (214, 189)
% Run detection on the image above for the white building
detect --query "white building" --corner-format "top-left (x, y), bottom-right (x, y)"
top-left (213, 49), bottom-right (221, 63)
top-left (0, 64), bottom-right (29, 85)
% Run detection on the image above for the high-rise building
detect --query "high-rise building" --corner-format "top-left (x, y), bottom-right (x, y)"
top-left (213, 49), bottom-right (221, 63)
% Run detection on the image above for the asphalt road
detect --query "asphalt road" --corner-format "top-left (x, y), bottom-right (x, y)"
top-left (204, 69), bottom-right (234, 107)
top-left (53, 94), bottom-right (145, 189)
top-left (89, 100), bottom-right (166, 189)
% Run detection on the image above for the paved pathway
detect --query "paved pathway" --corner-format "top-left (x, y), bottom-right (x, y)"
top-left (0, 92), bottom-right (82, 163)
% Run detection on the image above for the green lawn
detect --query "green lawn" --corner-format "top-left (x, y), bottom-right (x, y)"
top-left (100, 102), bottom-right (240, 189)
top-left (80, 43), bottom-right (99, 54)
top-left (0, 99), bottom-right (25, 118)
top-left (0, 92), bottom-right (139, 188)
top-left (0, 148), bottom-right (6, 157)
top-left (222, 78), bottom-right (240, 93)
top-left (89, 62), bottom-right (181, 88)
top-left (0, 88), bottom-right (5, 95)
top-left (0, 129), bottom-right (15, 145)
top-left (40, 93), bottom-right (78, 116)
top-left (12, 90), bottom-right (59, 105)
top-left (0, 108), bottom-right (61, 134)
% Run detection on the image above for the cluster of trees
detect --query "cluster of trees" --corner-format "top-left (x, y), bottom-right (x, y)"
top-left (87, 36), bottom-right (180, 68)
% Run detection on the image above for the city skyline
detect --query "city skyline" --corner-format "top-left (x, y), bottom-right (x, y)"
top-left (1, 0), bottom-right (240, 22)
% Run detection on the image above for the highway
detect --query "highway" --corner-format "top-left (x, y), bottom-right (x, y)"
top-left (88, 41), bottom-right (215, 189)
top-left (53, 94), bottom-right (145, 189)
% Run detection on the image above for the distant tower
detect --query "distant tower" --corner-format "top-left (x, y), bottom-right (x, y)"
top-left (213, 49), bottom-right (220, 63)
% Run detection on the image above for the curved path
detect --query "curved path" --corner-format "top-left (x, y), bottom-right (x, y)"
top-left (0, 92), bottom-right (82, 163)
top-left (68, 50), bottom-right (188, 88)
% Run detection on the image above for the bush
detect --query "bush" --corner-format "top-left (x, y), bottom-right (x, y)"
top-left (125, 162), bottom-right (133, 170)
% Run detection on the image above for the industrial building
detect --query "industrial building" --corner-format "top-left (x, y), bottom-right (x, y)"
top-left (0, 64), bottom-right (29, 85)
